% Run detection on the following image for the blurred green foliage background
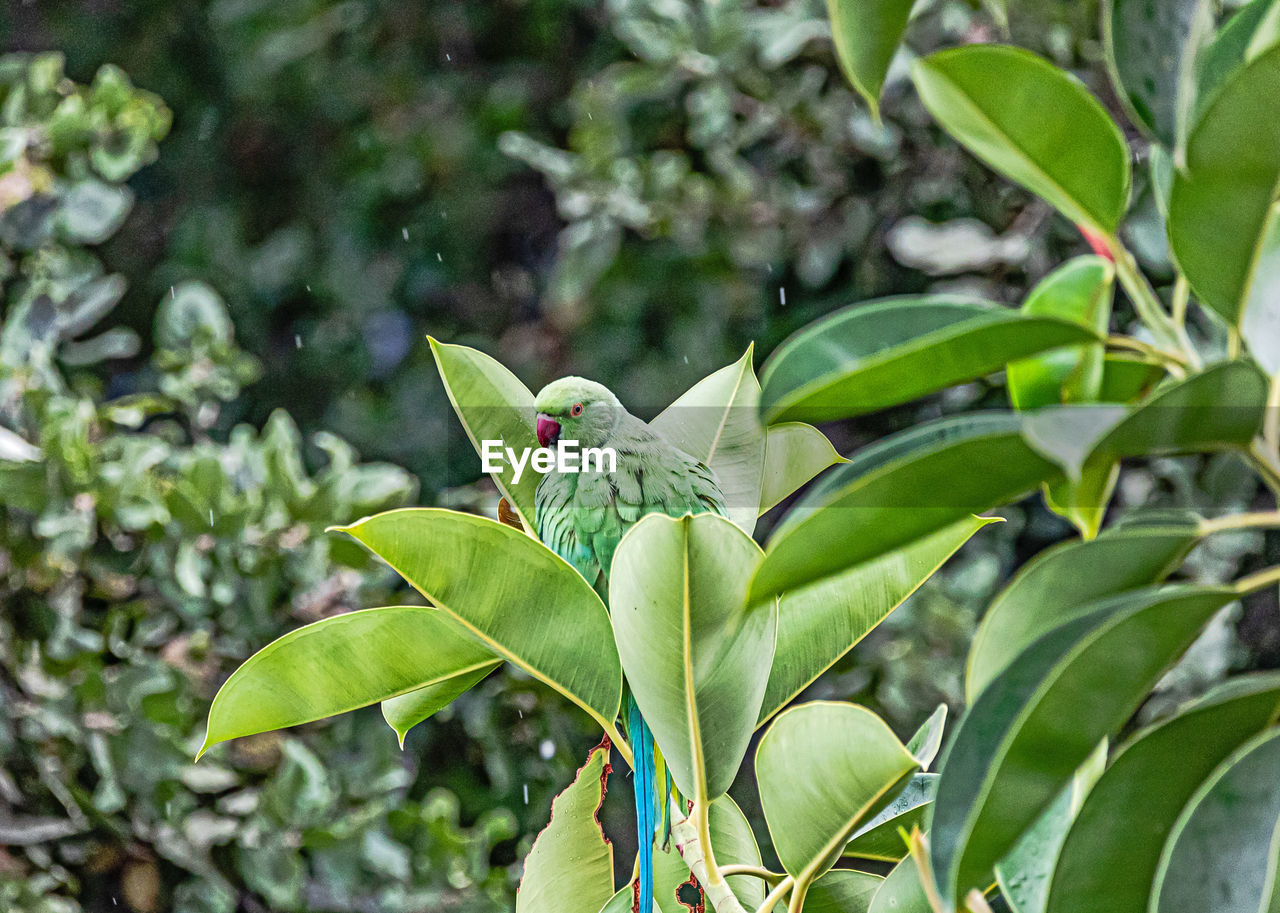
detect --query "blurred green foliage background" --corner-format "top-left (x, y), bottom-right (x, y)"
top-left (1, 1), bottom-right (1273, 911)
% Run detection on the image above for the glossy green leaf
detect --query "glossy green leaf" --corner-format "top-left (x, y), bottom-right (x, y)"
top-left (381, 663), bottom-right (501, 747)
top-left (199, 606), bottom-right (496, 757)
top-left (651, 346), bottom-right (766, 534)
top-left (610, 513), bottom-right (776, 800)
top-left (868, 857), bottom-right (932, 913)
top-left (1097, 355), bottom-right (1165, 403)
top-left (653, 796), bottom-right (764, 913)
top-left (966, 513), bottom-right (1202, 700)
top-left (1196, 0), bottom-right (1280, 113)
top-left (931, 584), bottom-right (1237, 903)
top-left (758, 422), bottom-right (845, 515)
top-left (759, 296), bottom-right (1098, 424)
top-left (1046, 674), bottom-right (1280, 913)
top-left (1007, 257), bottom-right (1114, 410)
top-left (907, 704), bottom-right (948, 770)
top-left (517, 740), bottom-right (614, 913)
top-left (429, 338), bottom-right (540, 527)
top-left (804, 869), bottom-right (883, 913)
top-left (595, 888), bottom-right (633, 913)
top-left (827, 0), bottom-right (916, 119)
top-left (750, 413), bottom-right (1058, 605)
top-left (757, 702), bottom-right (918, 880)
top-left (993, 741), bottom-right (1106, 913)
top-left (1007, 256), bottom-right (1118, 535)
top-left (1103, 0), bottom-right (1210, 146)
top-left (1168, 45), bottom-right (1280, 328)
top-left (759, 517), bottom-right (991, 726)
top-left (1153, 727), bottom-right (1280, 913)
top-left (844, 773), bottom-right (937, 863)
top-left (337, 509), bottom-right (623, 730)
top-left (912, 45), bottom-right (1131, 233)
top-left (1022, 360), bottom-right (1269, 481)
top-left (1041, 460), bottom-right (1119, 540)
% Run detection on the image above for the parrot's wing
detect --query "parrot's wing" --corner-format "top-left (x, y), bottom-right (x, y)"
top-left (534, 471), bottom-right (602, 585)
top-left (534, 426), bottom-right (728, 589)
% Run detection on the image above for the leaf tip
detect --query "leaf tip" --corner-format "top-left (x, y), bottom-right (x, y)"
top-left (194, 731), bottom-right (216, 762)
top-left (327, 514), bottom-right (374, 537)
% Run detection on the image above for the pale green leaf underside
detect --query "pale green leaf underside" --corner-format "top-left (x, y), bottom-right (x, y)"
top-left (339, 508), bottom-right (623, 730)
top-left (200, 605), bottom-right (495, 757)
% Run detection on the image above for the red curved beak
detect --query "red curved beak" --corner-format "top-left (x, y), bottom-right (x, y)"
top-left (536, 416), bottom-right (561, 447)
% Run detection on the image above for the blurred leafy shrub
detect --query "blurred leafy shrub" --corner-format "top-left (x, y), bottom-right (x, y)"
top-left (5, 0), bottom-right (1096, 485)
top-left (0, 52), bottom-right (556, 913)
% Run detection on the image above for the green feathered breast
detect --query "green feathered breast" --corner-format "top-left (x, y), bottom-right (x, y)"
top-left (534, 410), bottom-right (727, 590)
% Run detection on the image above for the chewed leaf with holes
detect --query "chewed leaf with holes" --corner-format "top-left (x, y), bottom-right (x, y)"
top-left (517, 740), bottom-right (615, 913)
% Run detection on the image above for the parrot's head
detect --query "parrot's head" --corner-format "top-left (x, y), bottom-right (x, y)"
top-left (533, 377), bottom-right (622, 449)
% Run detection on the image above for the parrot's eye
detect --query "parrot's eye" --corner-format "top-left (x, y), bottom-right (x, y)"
top-left (570, 403), bottom-right (584, 417)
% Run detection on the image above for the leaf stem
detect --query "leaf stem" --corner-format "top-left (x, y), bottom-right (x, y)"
top-left (1106, 237), bottom-right (1200, 368)
top-left (693, 799), bottom-right (725, 886)
top-left (786, 877), bottom-right (810, 913)
top-left (1236, 564), bottom-right (1280, 595)
top-left (1105, 334), bottom-right (1187, 376)
top-left (719, 865), bottom-right (785, 884)
top-left (755, 876), bottom-right (793, 913)
top-left (1171, 275), bottom-right (1190, 328)
top-left (907, 829), bottom-right (947, 913)
top-left (1248, 444), bottom-right (1280, 499)
top-left (604, 720), bottom-right (634, 768)
top-left (966, 889), bottom-right (996, 913)
top-left (1200, 510), bottom-right (1280, 535)
top-left (1265, 374), bottom-right (1280, 464)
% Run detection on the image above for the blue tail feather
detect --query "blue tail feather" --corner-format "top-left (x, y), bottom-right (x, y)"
top-left (627, 696), bottom-right (655, 913)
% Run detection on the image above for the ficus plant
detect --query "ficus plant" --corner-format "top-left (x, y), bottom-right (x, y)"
top-left (197, 1), bottom-right (1280, 913)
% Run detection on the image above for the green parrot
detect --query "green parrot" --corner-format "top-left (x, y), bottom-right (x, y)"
top-left (532, 376), bottom-right (727, 913)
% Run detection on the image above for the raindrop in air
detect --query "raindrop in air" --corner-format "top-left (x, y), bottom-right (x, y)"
top-left (523, 784), bottom-right (529, 804)
top-left (539, 739), bottom-right (555, 759)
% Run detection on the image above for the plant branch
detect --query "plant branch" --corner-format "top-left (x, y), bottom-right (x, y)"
top-left (670, 807), bottom-right (750, 913)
